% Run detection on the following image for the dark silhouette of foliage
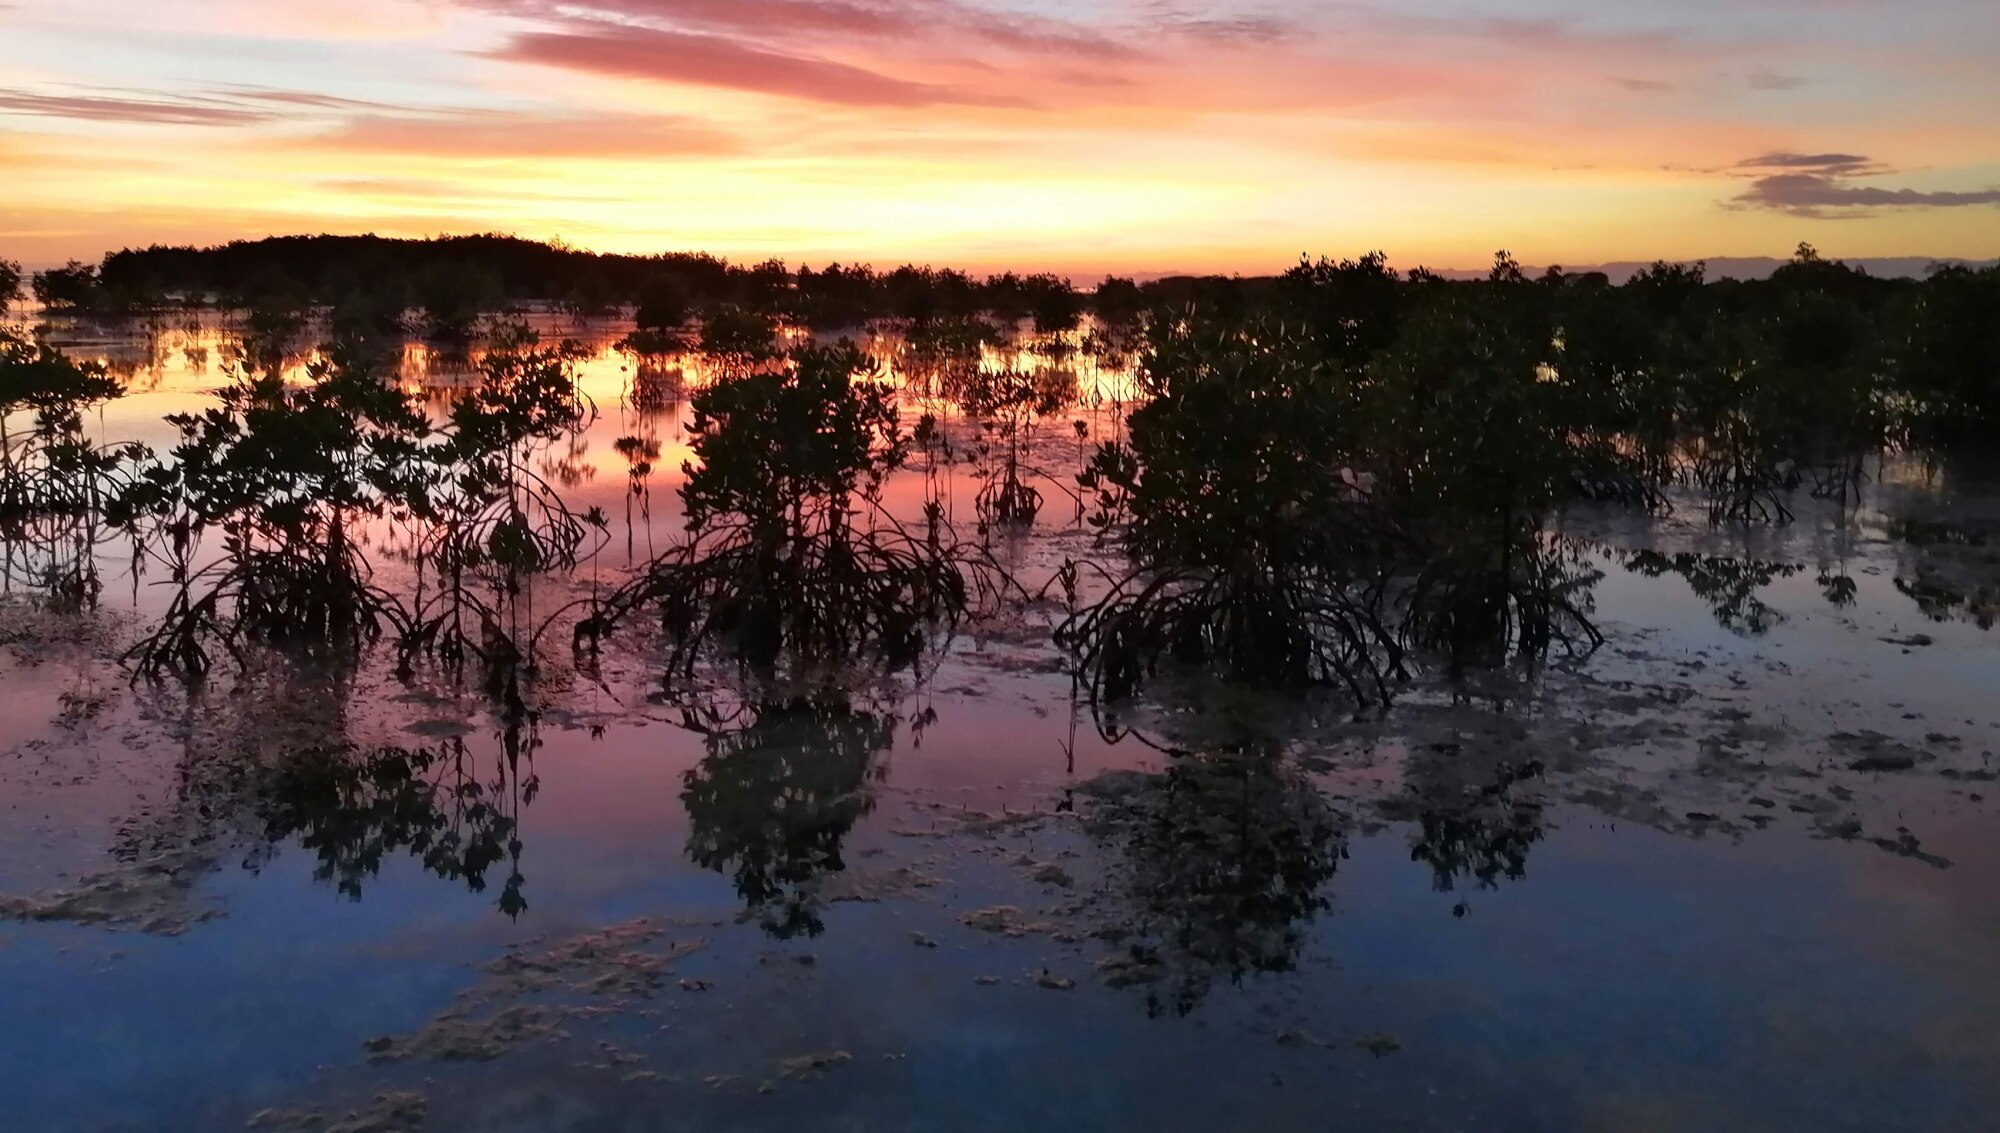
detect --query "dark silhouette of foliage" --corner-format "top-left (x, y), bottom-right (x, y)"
top-left (111, 345), bottom-right (433, 676)
top-left (696, 305), bottom-right (782, 378)
top-left (1883, 516), bottom-right (1999, 629)
top-left (580, 343), bottom-right (992, 682)
top-left (793, 263), bottom-right (880, 330)
top-left (404, 329), bottom-right (605, 679)
top-left (1, 330), bottom-right (146, 602)
top-left (1888, 264), bottom-right (2000, 451)
top-left (557, 265), bottom-right (620, 322)
top-left (1364, 273), bottom-right (1607, 671)
top-left (959, 365), bottom-right (1073, 530)
top-left (235, 275), bottom-right (312, 373)
top-left (413, 260), bottom-right (505, 347)
top-left (257, 724), bottom-right (538, 918)
top-left (16, 237), bottom-right (2000, 714)
top-left (1023, 273), bottom-right (1084, 334)
top-left (1622, 551), bottom-right (1801, 636)
top-left (1064, 311), bottom-right (1402, 702)
top-left (901, 315), bottom-right (994, 400)
top-left (1379, 754), bottom-right (1546, 897)
top-left (1091, 276), bottom-right (1147, 329)
top-left (633, 274), bottom-right (691, 331)
top-left (31, 261), bottom-right (105, 313)
top-left (1280, 251), bottom-right (1404, 369)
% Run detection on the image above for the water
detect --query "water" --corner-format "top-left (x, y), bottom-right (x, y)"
top-left (3, 310), bottom-right (1998, 1132)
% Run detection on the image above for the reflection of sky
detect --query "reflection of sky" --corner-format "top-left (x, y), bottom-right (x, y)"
top-left (7, 314), bottom-right (2000, 1129)
top-left (2, 1), bottom-right (1997, 270)
top-left (6, 772), bottom-right (1999, 1131)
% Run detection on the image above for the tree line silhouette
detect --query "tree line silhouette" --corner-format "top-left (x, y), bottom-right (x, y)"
top-left (12, 234), bottom-right (1123, 334)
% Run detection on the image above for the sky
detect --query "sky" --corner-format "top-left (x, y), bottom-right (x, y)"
top-left (2, 0), bottom-right (1998, 275)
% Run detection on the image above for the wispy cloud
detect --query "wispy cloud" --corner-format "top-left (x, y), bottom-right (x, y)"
top-left (0, 83), bottom-right (423, 128)
top-left (1745, 69), bottom-right (1808, 91)
top-left (0, 87), bottom-right (276, 127)
top-left (488, 22), bottom-right (1036, 107)
top-left (1138, 3), bottom-right (1298, 45)
top-left (466, 0), bottom-right (1141, 58)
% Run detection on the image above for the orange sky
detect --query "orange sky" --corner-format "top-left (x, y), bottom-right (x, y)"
top-left (2, 0), bottom-right (1998, 274)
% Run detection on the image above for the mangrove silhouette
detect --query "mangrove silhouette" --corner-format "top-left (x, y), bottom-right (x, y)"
top-left (578, 341), bottom-right (1002, 683)
top-left (0, 328), bottom-right (143, 603)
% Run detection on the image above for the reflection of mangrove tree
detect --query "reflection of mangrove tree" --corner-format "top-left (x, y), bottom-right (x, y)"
top-left (1379, 753), bottom-right (1547, 900)
top-left (1622, 550), bottom-right (1802, 636)
top-left (258, 724), bottom-right (538, 917)
top-left (679, 698), bottom-right (893, 938)
top-left (1886, 517), bottom-right (2000, 629)
top-left (1082, 744), bottom-right (1346, 1017)
top-left (112, 663), bottom-right (541, 917)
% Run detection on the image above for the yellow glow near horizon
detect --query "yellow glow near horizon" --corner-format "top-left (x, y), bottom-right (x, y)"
top-left (3, 0), bottom-right (1998, 273)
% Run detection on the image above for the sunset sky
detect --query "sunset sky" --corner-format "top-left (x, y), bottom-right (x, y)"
top-left (3, 0), bottom-right (1998, 274)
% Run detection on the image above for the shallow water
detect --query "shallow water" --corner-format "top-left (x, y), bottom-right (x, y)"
top-left (3, 312), bottom-right (1998, 1133)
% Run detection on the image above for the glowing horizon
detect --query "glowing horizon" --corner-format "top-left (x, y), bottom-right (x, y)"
top-left (3, 0), bottom-right (1998, 275)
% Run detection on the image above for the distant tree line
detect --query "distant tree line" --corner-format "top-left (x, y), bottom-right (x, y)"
top-left (13, 235), bottom-right (1999, 452)
top-left (27, 233), bottom-right (1183, 333)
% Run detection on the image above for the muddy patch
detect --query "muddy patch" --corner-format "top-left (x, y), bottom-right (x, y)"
top-left (361, 919), bottom-right (709, 1065)
top-left (0, 855), bottom-right (223, 935)
top-left (248, 1090), bottom-right (428, 1133)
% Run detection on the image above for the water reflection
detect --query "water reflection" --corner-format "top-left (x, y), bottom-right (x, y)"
top-left (101, 659), bottom-right (545, 917)
top-left (1887, 516), bottom-right (1999, 628)
top-left (1082, 742), bottom-right (1346, 1017)
top-left (257, 725), bottom-right (537, 917)
top-left (1622, 550), bottom-right (1801, 635)
top-left (1383, 751), bottom-right (1546, 903)
top-left (679, 697), bottom-right (896, 938)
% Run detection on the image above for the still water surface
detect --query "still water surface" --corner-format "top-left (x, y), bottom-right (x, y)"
top-left (2, 311), bottom-right (1997, 1132)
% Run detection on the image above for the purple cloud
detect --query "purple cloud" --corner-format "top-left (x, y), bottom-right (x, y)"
top-left (1731, 153), bottom-right (2000, 217)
